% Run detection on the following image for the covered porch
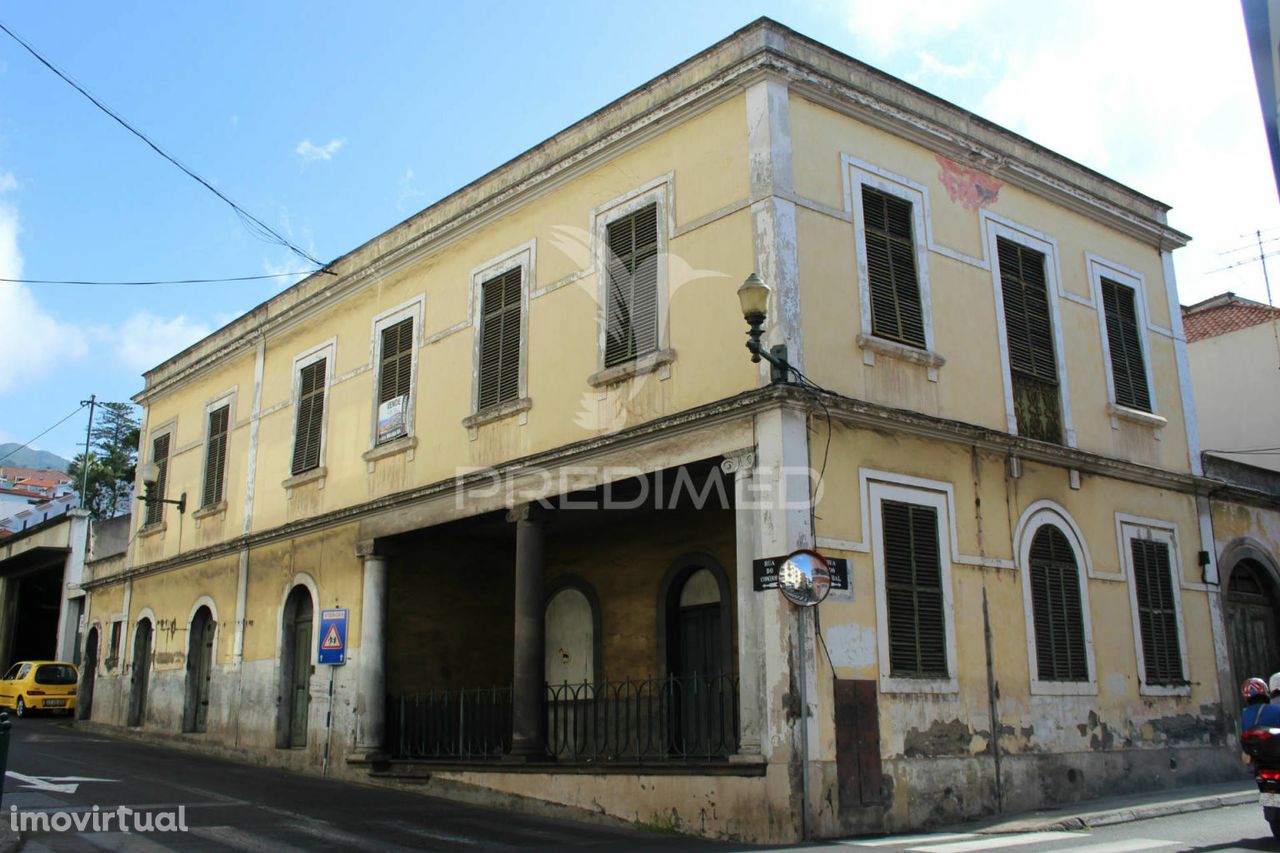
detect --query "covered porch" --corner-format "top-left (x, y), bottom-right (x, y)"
top-left (378, 458), bottom-right (743, 766)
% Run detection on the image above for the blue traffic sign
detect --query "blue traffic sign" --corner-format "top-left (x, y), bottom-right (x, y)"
top-left (317, 608), bottom-right (348, 665)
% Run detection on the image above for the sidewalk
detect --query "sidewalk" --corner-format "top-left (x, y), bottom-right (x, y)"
top-left (0, 823), bottom-right (17, 853)
top-left (962, 779), bottom-right (1258, 835)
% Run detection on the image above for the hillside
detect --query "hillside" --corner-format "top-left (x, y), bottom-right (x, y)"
top-left (0, 443), bottom-right (72, 472)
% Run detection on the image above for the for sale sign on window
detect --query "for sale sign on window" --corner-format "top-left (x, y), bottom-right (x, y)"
top-left (377, 395), bottom-right (407, 443)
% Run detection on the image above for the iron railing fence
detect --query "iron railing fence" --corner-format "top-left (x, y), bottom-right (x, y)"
top-left (545, 673), bottom-right (739, 762)
top-left (386, 686), bottom-right (512, 760)
top-left (386, 673), bottom-right (739, 763)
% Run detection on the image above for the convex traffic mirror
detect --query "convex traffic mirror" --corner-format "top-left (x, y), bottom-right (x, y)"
top-left (777, 549), bottom-right (831, 607)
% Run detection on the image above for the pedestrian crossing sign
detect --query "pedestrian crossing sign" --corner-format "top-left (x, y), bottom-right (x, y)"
top-left (317, 608), bottom-right (348, 665)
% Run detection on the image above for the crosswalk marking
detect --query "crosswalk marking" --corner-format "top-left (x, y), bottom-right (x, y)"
top-left (190, 825), bottom-right (310, 852)
top-left (845, 833), bottom-right (980, 846)
top-left (372, 818), bottom-right (507, 848)
top-left (909, 831), bottom-right (1085, 852)
top-left (1042, 840), bottom-right (1182, 853)
top-left (76, 832), bottom-right (178, 852)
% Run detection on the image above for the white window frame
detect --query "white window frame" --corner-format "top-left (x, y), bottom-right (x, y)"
top-left (1087, 255), bottom-right (1162, 429)
top-left (289, 339), bottom-right (336, 477)
top-left (1117, 515), bottom-right (1190, 697)
top-left (985, 215), bottom-right (1076, 447)
top-left (1014, 501), bottom-right (1098, 696)
top-left (844, 158), bottom-right (942, 378)
top-left (200, 390), bottom-right (236, 510)
top-left (468, 243), bottom-right (533, 417)
top-left (869, 480), bottom-right (959, 694)
top-left (591, 176), bottom-right (673, 374)
top-left (368, 295), bottom-right (425, 448)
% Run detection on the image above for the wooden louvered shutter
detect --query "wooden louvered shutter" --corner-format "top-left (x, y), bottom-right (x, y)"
top-left (1029, 526), bottom-right (1088, 681)
top-left (1100, 278), bottom-right (1152, 412)
top-left (997, 237), bottom-right (1062, 443)
top-left (862, 186), bottom-right (926, 348)
top-left (604, 204), bottom-right (660, 368)
top-left (202, 405), bottom-right (229, 508)
top-left (1131, 539), bottom-right (1184, 686)
top-left (378, 318), bottom-right (414, 407)
top-left (145, 433), bottom-right (170, 526)
top-left (291, 359), bottom-right (326, 475)
top-left (477, 268), bottom-right (522, 409)
top-left (882, 501), bottom-right (947, 677)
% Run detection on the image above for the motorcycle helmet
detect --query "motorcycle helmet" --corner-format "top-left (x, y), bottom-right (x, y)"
top-left (1243, 677), bottom-right (1270, 702)
top-left (1270, 672), bottom-right (1280, 697)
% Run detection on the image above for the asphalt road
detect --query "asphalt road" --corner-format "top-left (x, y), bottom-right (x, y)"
top-left (0, 716), bottom-right (746, 851)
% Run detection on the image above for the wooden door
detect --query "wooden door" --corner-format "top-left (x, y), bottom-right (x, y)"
top-left (78, 629), bottom-right (97, 720)
top-left (674, 603), bottom-right (721, 754)
top-left (1226, 559), bottom-right (1280, 715)
top-left (289, 612), bottom-right (312, 747)
top-left (191, 613), bottom-right (214, 732)
top-left (128, 621), bottom-right (152, 727)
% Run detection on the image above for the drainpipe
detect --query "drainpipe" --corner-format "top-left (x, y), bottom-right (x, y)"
top-left (982, 587), bottom-right (1004, 812)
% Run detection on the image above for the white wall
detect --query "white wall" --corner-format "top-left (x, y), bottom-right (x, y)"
top-left (1188, 321), bottom-right (1280, 473)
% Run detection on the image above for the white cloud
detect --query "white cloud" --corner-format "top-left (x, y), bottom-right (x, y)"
top-left (295, 138), bottom-right (345, 163)
top-left (108, 311), bottom-right (212, 373)
top-left (0, 178), bottom-right (88, 395)
top-left (839, 1), bottom-right (1280, 305)
top-left (397, 167), bottom-right (427, 213)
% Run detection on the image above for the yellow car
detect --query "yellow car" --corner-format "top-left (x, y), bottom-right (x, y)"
top-left (0, 661), bottom-right (78, 717)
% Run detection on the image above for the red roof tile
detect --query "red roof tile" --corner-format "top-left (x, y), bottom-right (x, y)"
top-left (1182, 292), bottom-right (1280, 343)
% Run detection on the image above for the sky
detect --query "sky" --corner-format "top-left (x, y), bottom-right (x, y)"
top-left (0, 1), bottom-right (1276, 460)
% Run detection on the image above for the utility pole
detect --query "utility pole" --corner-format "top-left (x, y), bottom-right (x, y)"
top-left (1258, 230), bottom-right (1280, 371)
top-left (78, 395), bottom-right (96, 512)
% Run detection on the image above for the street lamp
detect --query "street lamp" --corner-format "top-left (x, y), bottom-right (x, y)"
top-left (737, 273), bottom-right (792, 383)
top-left (137, 461), bottom-right (186, 515)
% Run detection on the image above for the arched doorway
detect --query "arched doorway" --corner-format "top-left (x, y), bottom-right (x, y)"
top-left (1226, 556), bottom-right (1280, 712)
top-left (278, 586), bottom-right (314, 748)
top-left (660, 557), bottom-right (733, 755)
top-left (77, 626), bottom-right (98, 721)
top-left (183, 606), bottom-right (215, 733)
top-left (127, 619), bottom-right (153, 727)
top-left (545, 584), bottom-right (597, 688)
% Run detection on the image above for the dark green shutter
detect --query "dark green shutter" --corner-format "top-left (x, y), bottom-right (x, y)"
top-left (478, 268), bottom-right (522, 409)
top-left (1131, 538), bottom-right (1184, 686)
top-left (604, 204), bottom-right (660, 367)
top-left (202, 405), bottom-right (229, 508)
top-left (862, 186), bottom-right (926, 348)
top-left (378, 317), bottom-right (414, 407)
top-left (145, 433), bottom-right (170, 526)
top-left (291, 359), bottom-right (326, 475)
top-left (882, 501), bottom-right (947, 677)
top-left (997, 237), bottom-right (1062, 443)
top-left (1100, 278), bottom-right (1152, 412)
top-left (1029, 526), bottom-right (1088, 681)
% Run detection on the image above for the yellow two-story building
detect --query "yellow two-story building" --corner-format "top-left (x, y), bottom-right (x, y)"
top-left (79, 19), bottom-right (1244, 842)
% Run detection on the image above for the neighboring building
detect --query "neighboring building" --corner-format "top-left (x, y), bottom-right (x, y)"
top-left (0, 509), bottom-right (90, 670)
top-left (1183, 292), bottom-right (1280, 473)
top-left (80, 20), bottom-right (1240, 842)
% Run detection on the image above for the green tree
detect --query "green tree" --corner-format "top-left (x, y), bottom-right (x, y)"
top-left (68, 402), bottom-right (140, 519)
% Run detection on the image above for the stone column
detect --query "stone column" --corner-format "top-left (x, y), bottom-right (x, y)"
top-left (723, 448), bottom-right (763, 759)
top-left (356, 541), bottom-right (388, 759)
top-left (506, 503), bottom-right (547, 760)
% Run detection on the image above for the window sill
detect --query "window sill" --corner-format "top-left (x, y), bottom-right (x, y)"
top-left (192, 501), bottom-right (227, 522)
top-left (856, 334), bottom-right (945, 381)
top-left (362, 435), bottom-right (418, 464)
top-left (587, 348), bottom-right (676, 388)
top-left (282, 466), bottom-right (327, 490)
top-left (137, 521), bottom-right (167, 539)
top-left (1029, 679), bottom-right (1098, 697)
top-left (1106, 403), bottom-right (1167, 431)
top-left (463, 397), bottom-right (532, 430)
top-left (878, 674), bottom-right (959, 695)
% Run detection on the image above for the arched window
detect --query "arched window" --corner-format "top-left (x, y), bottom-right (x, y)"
top-left (1028, 525), bottom-right (1088, 682)
top-left (545, 585), bottom-right (597, 687)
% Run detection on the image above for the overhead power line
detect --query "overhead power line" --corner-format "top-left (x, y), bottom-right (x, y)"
top-left (2, 271), bottom-right (314, 287)
top-left (0, 402), bottom-right (90, 466)
top-left (0, 20), bottom-right (332, 273)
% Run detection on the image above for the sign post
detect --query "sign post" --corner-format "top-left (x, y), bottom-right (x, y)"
top-left (316, 608), bottom-right (347, 775)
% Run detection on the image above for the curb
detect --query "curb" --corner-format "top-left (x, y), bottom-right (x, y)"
top-left (977, 790), bottom-right (1258, 834)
